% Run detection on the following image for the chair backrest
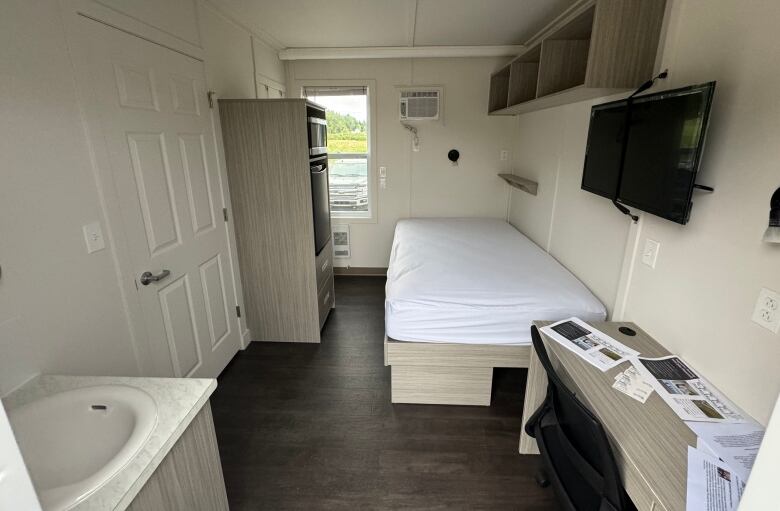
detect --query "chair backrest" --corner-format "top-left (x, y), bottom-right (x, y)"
top-left (530, 325), bottom-right (630, 511)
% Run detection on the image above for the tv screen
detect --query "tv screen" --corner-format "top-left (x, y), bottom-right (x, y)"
top-left (581, 82), bottom-right (716, 225)
top-left (582, 102), bottom-right (628, 200)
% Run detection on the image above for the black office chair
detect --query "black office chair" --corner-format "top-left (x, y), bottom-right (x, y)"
top-left (524, 326), bottom-right (635, 511)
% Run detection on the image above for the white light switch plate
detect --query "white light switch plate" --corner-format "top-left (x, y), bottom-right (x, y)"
top-left (751, 287), bottom-right (780, 333)
top-left (500, 150), bottom-right (509, 161)
top-left (641, 238), bottom-right (660, 268)
top-left (82, 221), bottom-right (106, 254)
top-left (379, 166), bottom-right (387, 178)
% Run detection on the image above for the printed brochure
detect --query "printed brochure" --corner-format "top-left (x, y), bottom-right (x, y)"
top-left (631, 356), bottom-right (747, 423)
top-left (540, 318), bottom-right (639, 372)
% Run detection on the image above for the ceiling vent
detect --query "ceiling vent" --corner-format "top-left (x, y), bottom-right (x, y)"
top-left (332, 224), bottom-right (350, 258)
top-left (399, 88), bottom-right (441, 121)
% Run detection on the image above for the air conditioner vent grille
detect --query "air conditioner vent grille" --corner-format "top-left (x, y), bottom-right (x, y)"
top-left (401, 91), bottom-right (439, 98)
top-left (399, 88), bottom-right (441, 121)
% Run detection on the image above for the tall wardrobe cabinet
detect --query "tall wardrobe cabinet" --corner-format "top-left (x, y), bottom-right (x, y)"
top-left (219, 99), bottom-right (334, 343)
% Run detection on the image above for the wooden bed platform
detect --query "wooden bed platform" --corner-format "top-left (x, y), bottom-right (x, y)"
top-left (384, 336), bottom-right (531, 406)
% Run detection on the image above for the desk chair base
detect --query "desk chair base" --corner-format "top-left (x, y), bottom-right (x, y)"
top-left (535, 470), bottom-right (551, 488)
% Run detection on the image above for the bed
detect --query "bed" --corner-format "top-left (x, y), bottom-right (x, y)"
top-left (384, 218), bottom-right (606, 405)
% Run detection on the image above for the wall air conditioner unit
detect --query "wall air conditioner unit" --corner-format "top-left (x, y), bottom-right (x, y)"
top-left (399, 88), bottom-right (442, 121)
top-left (332, 224), bottom-right (350, 258)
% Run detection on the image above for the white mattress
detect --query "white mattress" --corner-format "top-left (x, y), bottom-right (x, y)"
top-left (385, 218), bottom-right (607, 345)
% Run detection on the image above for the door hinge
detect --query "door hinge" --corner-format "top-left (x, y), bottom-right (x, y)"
top-left (223, 208), bottom-right (228, 222)
top-left (207, 90), bottom-right (216, 109)
top-left (235, 305), bottom-right (241, 318)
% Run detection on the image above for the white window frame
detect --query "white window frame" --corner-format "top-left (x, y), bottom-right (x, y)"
top-left (300, 79), bottom-right (377, 223)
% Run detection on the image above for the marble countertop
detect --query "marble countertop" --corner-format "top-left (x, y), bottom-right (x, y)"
top-left (3, 374), bottom-right (217, 511)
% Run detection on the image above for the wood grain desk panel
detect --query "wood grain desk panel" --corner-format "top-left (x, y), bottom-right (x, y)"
top-left (519, 321), bottom-right (696, 511)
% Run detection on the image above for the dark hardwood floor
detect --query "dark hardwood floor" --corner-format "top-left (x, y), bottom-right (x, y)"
top-left (211, 276), bottom-right (557, 510)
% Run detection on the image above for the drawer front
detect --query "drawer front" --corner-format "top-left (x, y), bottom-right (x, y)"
top-left (315, 239), bottom-right (333, 290)
top-left (317, 274), bottom-right (334, 330)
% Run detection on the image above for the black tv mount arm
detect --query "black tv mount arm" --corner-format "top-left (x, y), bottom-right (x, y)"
top-left (612, 69), bottom-right (670, 223)
top-left (612, 200), bottom-right (639, 222)
top-left (628, 69), bottom-right (668, 99)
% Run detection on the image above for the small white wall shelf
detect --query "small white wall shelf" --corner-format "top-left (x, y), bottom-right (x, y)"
top-left (499, 173), bottom-right (538, 196)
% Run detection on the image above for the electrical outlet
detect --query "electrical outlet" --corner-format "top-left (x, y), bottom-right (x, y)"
top-left (751, 288), bottom-right (780, 333)
top-left (82, 221), bottom-right (106, 254)
top-left (641, 238), bottom-right (660, 268)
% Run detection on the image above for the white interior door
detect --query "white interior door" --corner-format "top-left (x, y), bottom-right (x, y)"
top-left (75, 17), bottom-right (241, 377)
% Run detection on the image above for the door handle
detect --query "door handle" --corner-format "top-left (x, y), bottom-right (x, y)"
top-left (139, 269), bottom-right (171, 286)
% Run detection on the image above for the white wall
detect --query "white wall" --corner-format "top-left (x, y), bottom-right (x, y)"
top-left (508, 95), bottom-right (633, 316)
top-left (287, 57), bottom-right (516, 268)
top-left (197, 1), bottom-right (287, 99)
top-left (508, 0), bottom-right (780, 424)
top-left (622, 0), bottom-right (780, 425)
top-left (506, 108), bottom-right (565, 250)
top-left (253, 37), bottom-right (285, 85)
top-left (0, 0), bottom-right (281, 395)
top-left (198, 1), bottom-right (256, 99)
top-left (0, 0), bottom-right (140, 395)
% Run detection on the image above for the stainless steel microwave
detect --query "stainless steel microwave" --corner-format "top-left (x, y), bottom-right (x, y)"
top-left (307, 116), bottom-right (327, 156)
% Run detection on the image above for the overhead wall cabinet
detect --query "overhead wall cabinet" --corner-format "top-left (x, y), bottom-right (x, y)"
top-left (488, 0), bottom-right (667, 116)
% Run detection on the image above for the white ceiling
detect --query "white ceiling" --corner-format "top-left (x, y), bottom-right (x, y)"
top-left (209, 0), bottom-right (577, 49)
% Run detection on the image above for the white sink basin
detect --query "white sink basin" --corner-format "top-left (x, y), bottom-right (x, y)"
top-left (9, 385), bottom-right (157, 511)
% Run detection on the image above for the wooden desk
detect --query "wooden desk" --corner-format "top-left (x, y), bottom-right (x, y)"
top-left (518, 321), bottom-right (696, 511)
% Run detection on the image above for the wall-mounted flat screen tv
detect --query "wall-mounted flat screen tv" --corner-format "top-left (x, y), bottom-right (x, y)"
top-left (581, 82), bottom-right (716, 225)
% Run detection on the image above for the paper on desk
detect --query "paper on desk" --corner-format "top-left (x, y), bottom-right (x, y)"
top-left (686, 422), bottom-right (765, 482)
top-left (611, 365), bottom-right (654, 403)
top-left (631, 356), bottom-right (747, 423)
top-left (540, 318), bottom-right (639, 372)
top-left (686, 446), bottom-right (745, 511)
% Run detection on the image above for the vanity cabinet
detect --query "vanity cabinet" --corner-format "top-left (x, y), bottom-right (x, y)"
top-left (128, 403), bottom-right (228, 511)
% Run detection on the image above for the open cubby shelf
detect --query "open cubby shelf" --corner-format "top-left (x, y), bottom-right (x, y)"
top-left (488, 0), bottom-right (667, 116)
top-left (488, 66), bottom-right (511, 112)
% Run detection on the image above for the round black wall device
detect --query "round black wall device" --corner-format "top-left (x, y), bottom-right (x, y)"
top-left (447, 149), bottom-right (460, 163)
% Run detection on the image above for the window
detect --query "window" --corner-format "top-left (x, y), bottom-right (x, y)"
top-left (304, 86), bottom-right (371, 219)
